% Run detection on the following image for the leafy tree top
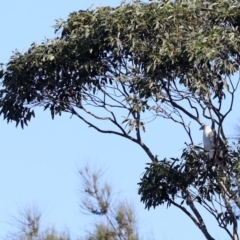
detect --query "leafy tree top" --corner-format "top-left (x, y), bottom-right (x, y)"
top-left (1, 0), bottom-right (240, 128)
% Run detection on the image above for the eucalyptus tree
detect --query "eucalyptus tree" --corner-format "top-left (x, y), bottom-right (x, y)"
top-left (1, 0), bottom-right (240, 239)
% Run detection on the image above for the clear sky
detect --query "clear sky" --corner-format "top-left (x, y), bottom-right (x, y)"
top-left (1, 1), bottom-right (240, 240)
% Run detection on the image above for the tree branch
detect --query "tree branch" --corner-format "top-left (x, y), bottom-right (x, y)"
top-left (68, 106), bottom-right (156, 162)
top-left (163, 83), bottom-right (202, 125)
top-left (184, 190), bottom-right (215, 240)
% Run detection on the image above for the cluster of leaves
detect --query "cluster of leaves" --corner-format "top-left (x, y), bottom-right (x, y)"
top-left (139, 141), bottom-right (240, 231)
top-left (1, 0), bottom-right (240, 128)
top-left (138, 148), bottom-right (214, 209)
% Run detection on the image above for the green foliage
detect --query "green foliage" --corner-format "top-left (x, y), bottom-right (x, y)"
top-left (1, 0), bottom-right (240, 127)
top-left (139, 142), bottom-right (240, 230)
top-left (78, 165), bottom-right (140, 240)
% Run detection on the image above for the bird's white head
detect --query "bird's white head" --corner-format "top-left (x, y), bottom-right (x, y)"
top-left (199, 125), bottom-right (213, 135)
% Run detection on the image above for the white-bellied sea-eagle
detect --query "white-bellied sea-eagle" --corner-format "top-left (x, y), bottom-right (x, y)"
top-left (199, 125), bottom-right (227, 160)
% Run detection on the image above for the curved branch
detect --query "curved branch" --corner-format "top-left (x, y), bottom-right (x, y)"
top-left (184, 190), bottom-right (215, 240)
top-left (68, 106), bottom-right (156, 162)
top-left (200, 198), bottom-right (233, 239)
top-left (163, 83), bottom-right (202, 125)
top-left (169, 199), bottom-right (215, 240)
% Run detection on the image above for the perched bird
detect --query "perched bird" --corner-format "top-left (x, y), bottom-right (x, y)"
top-left (199, 125), bottom-right (227, 159)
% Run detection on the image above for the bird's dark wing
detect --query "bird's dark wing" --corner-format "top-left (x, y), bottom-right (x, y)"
top-left (208, 130), bottom-right (219, 149)
top-left (209, 130), bottom-right (227, 159)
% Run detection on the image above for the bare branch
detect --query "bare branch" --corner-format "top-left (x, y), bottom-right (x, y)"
top-left (222, 191), bottom-right (239, 240)
top-left (169, 199), bottom-right (200, 227)
top-left (163, 82), bottom-right (202, 125)
top-left (67, 106), bottom-right (156, 161)
top-left (184, 190), bottom-right (215, 240)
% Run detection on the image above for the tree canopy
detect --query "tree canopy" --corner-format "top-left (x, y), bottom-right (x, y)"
top-left (1, 0), bottom-right (240, 239)
top-left (1, 0), bottom-right (240, 129)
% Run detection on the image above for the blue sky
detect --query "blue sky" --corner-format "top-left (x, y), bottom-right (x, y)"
top-left (1, 1), bottom-right (240, 240)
